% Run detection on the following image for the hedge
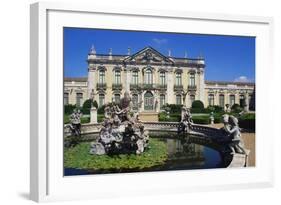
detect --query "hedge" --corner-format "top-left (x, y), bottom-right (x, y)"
top-left (159, 112), bottom-right (181, 122)
top-left (238, 113), bottom-right (255, 131)
top-left (162, 104), bottom-right (182, 114)
top-left (64, 104), bottom-right (76, 115)
top-left (192, 100), bottom-right (204, 109)
top-left (81, 99), bottom-right (98, 115)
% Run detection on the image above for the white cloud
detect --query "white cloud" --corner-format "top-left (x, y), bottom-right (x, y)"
top-left (152, 38), bottom-right (168, 45)
top-left (234, 76), bottom-right (252, 82)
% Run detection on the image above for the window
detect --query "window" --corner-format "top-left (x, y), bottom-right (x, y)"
top-left (144, 91), bottom-right (154, 110)
top-left (190, 95), bottom-right (195, 104)
top-left (64, 93), bottom-right (69, 105)
top-left (132, 94), bottom-right (138, 110)
top-left (159, 72), bottom-right (166, 85)
top-left (99, 70), bottom-right (105, 84)
top-left (114, 94), bottom-right (120, 104)
top-left (208, 94), bottom-right (214, 106)
top-left (230, 95), bottom-right (235, 106)
top-left (114, 70), bottom-right (121, 84)
top-left (132, 71), bottom-right (138, 85)
top-left (176, 95), bottom-right (182, 105)
top-left (240, 95), bottom-right (245, 107)
top-left (145, 69), bottom-right (153, 84)
top-left (160, 94), bottom-right (165, 108)
top-left (99, 94), bottom-right (105, 107)
top-left (175, 72), bottom-right (182, 86)
top-left (219, 94), bottom-right (225, 108)
top-left (248, 94), bottom-right (252, 105)
top-left (189, 73), bottom-right (195, 86)
top-left (76, 93), bottom-right (83, 107)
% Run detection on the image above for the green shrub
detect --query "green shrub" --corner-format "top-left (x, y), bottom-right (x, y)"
top-left (81, 99), bottom-right (92, 114)
top-left (163, 104), bottom-right (182, 114)
top-left (192, 100), bottom-right (204, 109)
top-left (192, 115), bottom-right (209, 124)
top-left (64, 114), bottom-right (70, 124)
top-left (97, 105), bottom-right (106, 114)
top-left (190, 108), bottom-right (206, 113)
top-left (158, 112), bottom-right (180, 122)
top-left (81, 99), bottom-right (98, 115)
top-left (206, 105), bottom-right (224, 113)
top-left (238, 113), bottom-right (255, 131)
top-left (231, 103), bottom-right (243, 113)
top-left (64, 104), bottom-right (76, 115)
top-left (239, 113), bottom-right (255, 120)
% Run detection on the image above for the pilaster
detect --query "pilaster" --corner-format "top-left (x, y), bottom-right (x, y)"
top-left (166, 66), bottom-right (174, 104)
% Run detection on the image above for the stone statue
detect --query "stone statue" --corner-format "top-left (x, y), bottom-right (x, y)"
top-left (209, 112), bottom-right (214, 124)
top-left (69, 109), bottom-right (82, 136)
top-left (178, 107), bottom-right (193, 134)
top-left (154, 99), bottom-right (158, 111)
top-left (104, 104), bottom-right (112, 119)
top-left (90, 92), bottom-right (149, 155)
top-left (90, 89), bottom-right (96, 107)
top-left (221, 114), bottom-right (245, 154)
top-left (114, 91), bottom-right (133, 122)
top-left (65, 109), bottom-right (83, 147)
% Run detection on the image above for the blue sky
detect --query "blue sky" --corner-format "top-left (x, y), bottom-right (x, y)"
top-left (64, 27), bottom-right (255, 82)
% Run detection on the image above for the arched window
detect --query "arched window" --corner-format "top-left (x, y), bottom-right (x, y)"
top-left (76, 93), bottom-right (83, 107)
top-left (114, 94), bottom-right (120, 104)
top-left (208, 94), bottom-right (214, 106)
top-left (175, 72), bottom-right (182, 86)
top-left (144, 91), bottom-right (154, 110)
top-left (99, 94), bottom-right (105, 107)
top-left (189, 72), bottom-right (195, 86)
top-left (229, 95), bottom-right (235, 106)
top-left (160, 94), bottom-right (166, 108)
top-left (176, 94), bottom-right (182, 105)
top-left (99, 70), bottom-right (105, 84)
top-left (132, 71), bottom-right (138, 85)
top-left (114, 70), bottom-right (121, 84)
top-left (145, 69), bottom-right (153, 84)
top-left (64, 93), bottom-right (69, 105)
top-left (159, 71), bottom-right (166, 85)
top-left (219, 94), bottom-right (225, 108)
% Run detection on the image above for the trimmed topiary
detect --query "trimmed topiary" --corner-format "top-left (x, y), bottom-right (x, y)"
top-left (192, 100), bottom-right (204, 109)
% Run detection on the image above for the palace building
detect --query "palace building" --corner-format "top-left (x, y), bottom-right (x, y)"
top-left (64, 46), bottom-right (255, 114)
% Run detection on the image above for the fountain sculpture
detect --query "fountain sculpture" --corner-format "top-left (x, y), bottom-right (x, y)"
top-left (89, 92), bottom-right (149, 155)
top-left (64, 109), bottom-right (82, 147)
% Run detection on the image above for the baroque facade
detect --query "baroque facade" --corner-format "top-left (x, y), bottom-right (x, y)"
top-left (64, 46), bottom-right (255, 112)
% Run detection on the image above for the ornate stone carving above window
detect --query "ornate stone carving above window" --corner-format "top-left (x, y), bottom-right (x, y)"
top-left (174, 68), bottom-right (183, 73)
top-left (97, 65), bottom-right (107, 71)
top-left (112, 65), bottom-right (122, 71)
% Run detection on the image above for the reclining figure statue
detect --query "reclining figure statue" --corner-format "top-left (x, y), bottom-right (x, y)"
top-left (90, 91), bottom-right (149, 155)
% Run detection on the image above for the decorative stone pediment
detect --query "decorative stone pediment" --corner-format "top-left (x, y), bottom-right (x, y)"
top-left (124, 47), bottom-right (174, 64)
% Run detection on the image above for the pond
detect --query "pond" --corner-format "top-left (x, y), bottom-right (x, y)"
top-left (64, 135), bottom-right (223, 176)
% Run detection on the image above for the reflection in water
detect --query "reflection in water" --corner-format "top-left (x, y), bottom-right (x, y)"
top-left (64, 137), bottom-right (223, 176)
top-left (160, 137), bottom-right (222, 170)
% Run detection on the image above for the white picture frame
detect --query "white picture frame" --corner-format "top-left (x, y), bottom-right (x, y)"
top-left (30, 2), bottom-right (274, 202)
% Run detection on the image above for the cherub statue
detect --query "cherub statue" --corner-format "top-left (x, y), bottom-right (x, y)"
top-left (221, 114), bottom-right (245, 154)
top-left (114, 91), bottom-right (133, 122)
